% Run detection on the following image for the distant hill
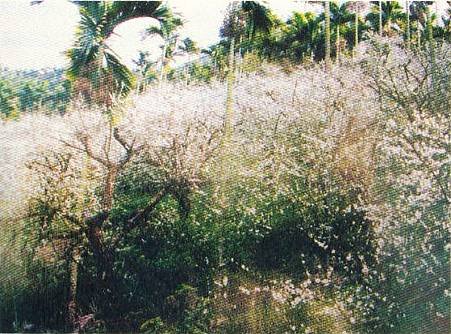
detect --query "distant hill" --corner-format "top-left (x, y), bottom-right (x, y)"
top-left (0, 66), bottom-right (65, 88)
top-left (0, 66), bottom-right (70, 117)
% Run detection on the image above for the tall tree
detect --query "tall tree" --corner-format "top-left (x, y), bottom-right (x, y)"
top-left (426, 4), bottom-right (434, 42)
top-left (144, 8), bottom-right (183, 86)
top-left (133, 51), bottom-right (157, 92)
top-left (308, 1), bottom-right (331, 67)
top-left (325, 1), bottom-right (331, 69)
top-left (368, 1), bottom-right (405, 37)
top-left (201, 42), bottom-right (229, 77)
top-left (442, 6), bottom-right (451, 42)
top-left (67, 1), bottom-right (168, 106)
top-left (240, 1), bottom-right (274, 51)
top-left (217, 2), bottom-right (271, 264)
top-left (219, 1), bottom-right (274, 139)
top-left (329, 2), bottom-right (353, 63)
top-left (222, 2), bottom-right (274, 77)
top-left (283, 11), bottom-right (321, 61)
top-left (379, 1), bottom-right (383, 35)
top-left (406, 0), bottom-right (411, 48)
top-left (177, 38), bottom-right (200, 84)
top-left (409, 1), bottom-right (434, 46)
top-left (347, 1), bottom-right (368, 57)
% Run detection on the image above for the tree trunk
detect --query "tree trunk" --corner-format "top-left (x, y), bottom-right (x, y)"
top-left (427, 6), bottom-right (437, 91)
top-left (103, 166), bottom-right (117, 212)
top-left (426, 6), bottom-right (433, 43)
top-left (84, 213), bottom-right (117, 328)
top-left (174, 188), bottom-right (191, 222)
top-left (325, 1), bottom-right (331, 70)
top-left (336, 25), bottom-right (340, 64)
top-left (225, 37), bottom-right (235, 144)
top-left (406, 0), bottom-right (411, 49)
top-left (379, 1), bottom-right (383, 36)
top-left (185, 57), bottom-right (190, 86)
top-left (159, 43), bottom-right (167, 87)
top-left (68, 247), bottom-right (80, 331)
top-left (238, 35), bottom-right (243, 80)
top-left (354, 9), bottom-right (359, 57)
top-left (216, 36), bottom-right (236, 267)
top-left (417, 21), bottom-right (422, 47)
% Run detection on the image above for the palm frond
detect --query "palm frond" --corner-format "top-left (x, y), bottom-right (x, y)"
top-left (105, 1), bottom-right (163, 37)
top-left (104, 51), bottom-right (136, 95)
top-left (145, 26), bottom-right (164, 38)
top-left (67, 1), bottom-right (167, 102)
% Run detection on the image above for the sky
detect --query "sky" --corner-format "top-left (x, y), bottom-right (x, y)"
top-left (0, 0), bottom-right (307, 70)
top-left (0, 1), bottom-right (448, 70)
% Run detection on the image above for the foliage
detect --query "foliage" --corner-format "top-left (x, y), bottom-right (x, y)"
top-left (0, 77), bottom-right (18, 119)
top-left (0, 1), bottom-right (450, 332)
top-left (0, 68), bottom-right (70, 119)
top-left (367, 1), bottom-right (406, 36)
top-left (360, 36), bottom-right (450, 334)
top-left (67, 1), bottom-right (168, 105)
top-left (143, 6), bottom-right (183, 84)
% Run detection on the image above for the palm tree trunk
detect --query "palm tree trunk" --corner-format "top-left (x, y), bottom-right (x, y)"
top-left (238, 35), bottom-right (243, 80)
top-left (217, 36), bottom-right (236, 267)
top-left (185, 55), bottom-right (191, 86)
top-left (336, 25), bottom-right (340, 64)
top-left (426, 6), bottom-right (433, 43)
top-left (426, 5), bottom-right (437, 90)
top-left (213, 58), bottom-right (217, 77)
top-left (225, 37), bottom-right (235, 145)
top-left (417, 21), bottom-right (422, 47)
top-left (379, 1), bottom-right (383, 36)
top-left (159, 43), bottom-right (167, 87)
top-left (406, 0), bottom-right (411, 49)
top-left (354, 9), bottom-right (359, 57)
top-left (325, 1), bottom-right (331, 70)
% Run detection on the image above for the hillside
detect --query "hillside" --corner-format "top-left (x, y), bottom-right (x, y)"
top-left (0, 38), bottom-right (449, 333)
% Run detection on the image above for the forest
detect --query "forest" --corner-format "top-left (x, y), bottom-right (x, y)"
top-left (0, 1), bottom-right (449, 333)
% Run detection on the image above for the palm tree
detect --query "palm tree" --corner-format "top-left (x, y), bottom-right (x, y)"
top-left (67, 1), bottom-right (168, 106)
top-left (133, 51), bottom-right (157, 92)
top-left (426, 4), bottom-right (435, 42)
top-left (325, 1), bottom-right (331, 69)
top-left (347, 1), bottom-right (368, 56)
top-left (441, 7), bottom-right (451, 42)
top-left (178, 37), bottom-right (199, 56)
top-left (379, 1), bottom-right (383, 35)
top-left (405, 0), bottom-right (412, 48)
top-left (221, 2), bottom-right (274, 78)
top-left (220, 2), bottom-right (242, 148)
top-left (329, 2), bottom-right (353, 63)
top-left (283, 11), bottom-right (321, 62)
top-left (409, 1), bottom-right (434, 46)
top-left (367, 1), bottom-right (405, 37)
top-left (144, 8), bottom-right (183, 86)
top-left (201, 42), bottom-right (229, 77)
top-left (240, 1), bottom-right (274, 50)
top-left (216, 1), bottom-right (274, 263)
top-left (308, 1), bottom-right (331, 68)
top-left (177, 38), bottom-right (200, 84)
top-left (240, 2), bottom-right (274, 76)
top-left (220, 1), bottom-right (274, 136)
